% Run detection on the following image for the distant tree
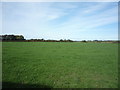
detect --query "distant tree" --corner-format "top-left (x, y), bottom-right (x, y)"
top-left (93, 40), bottom-right (98, 42)
top-left (82, 40), bottom-right (86, 42)
top-left (60, 39), bottom-right (63, 42)
top-left (1, 35), bottom-right (25, 41)
top-left (41, 38), bottom-right (44, 41)
top-left (67, 39), bottom-right (73, 42)
top-left (15, 35), bottom-right (24, 40)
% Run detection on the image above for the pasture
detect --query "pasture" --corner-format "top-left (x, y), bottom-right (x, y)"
top-left (2, 42), bottom-right (118, 88)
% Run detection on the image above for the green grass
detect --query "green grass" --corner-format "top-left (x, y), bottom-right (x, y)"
top-left (2, 42), bottom-right (118, 88)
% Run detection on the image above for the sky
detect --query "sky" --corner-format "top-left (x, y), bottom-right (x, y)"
top-left (1, 2), bottom-right (118, 40)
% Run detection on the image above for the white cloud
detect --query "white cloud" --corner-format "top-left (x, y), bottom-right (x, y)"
top-left (55, 3), bottom-right (118, 32)
top-left (2, 2), bottom-right (118, 40)
top-left (82, 3), bottom-right (110, 14)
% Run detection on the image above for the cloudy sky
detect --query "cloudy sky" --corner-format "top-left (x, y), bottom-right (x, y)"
top-left (2, 2), bottom-right (118, 40)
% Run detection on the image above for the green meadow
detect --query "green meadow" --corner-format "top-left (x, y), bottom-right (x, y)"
top-left (2, 42), bottom-right (118, 88)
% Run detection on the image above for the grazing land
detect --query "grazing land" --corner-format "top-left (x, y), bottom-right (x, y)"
top-left (2, 42), bottom-right (118, 88)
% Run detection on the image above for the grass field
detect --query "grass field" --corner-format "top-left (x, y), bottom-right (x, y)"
top-left (2, 42), bottom-right (118, 88)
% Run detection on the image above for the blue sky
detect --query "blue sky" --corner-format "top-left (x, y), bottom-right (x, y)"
top-left (2, 2), bottom-right (118, 40)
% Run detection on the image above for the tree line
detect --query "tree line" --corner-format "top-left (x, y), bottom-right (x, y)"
top-left (0, 34), bottom-right (119, 43)
top-left (0, 35), bottom-right (25, 41)
top-left (0, 35), bottom-right (74, 42)
top-left (27, 39), bottom-right (73, 42)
